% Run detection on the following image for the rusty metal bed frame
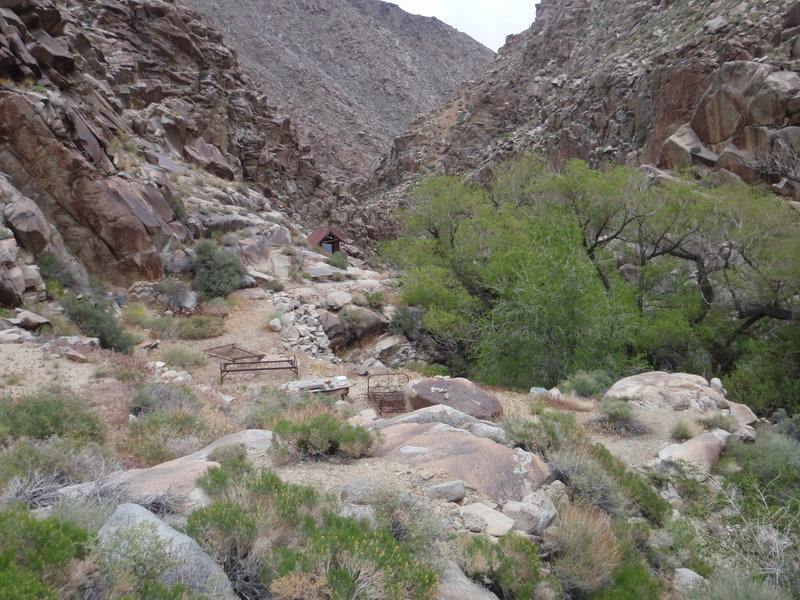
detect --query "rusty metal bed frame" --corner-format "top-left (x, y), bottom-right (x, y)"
top-left (205, 344), bottom-right (299, 384)
top-left (367, 372), bottom-right (408, 417)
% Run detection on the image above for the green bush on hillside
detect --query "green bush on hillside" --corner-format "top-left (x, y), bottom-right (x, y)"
top-left (190, 240), bottom-right (245, 299)
top-left (0, 387), bottom-right (103, 444)
top-left (271, 413), bottom-right (374, 462)
top-left (61, 293), bottom-right (137, 353)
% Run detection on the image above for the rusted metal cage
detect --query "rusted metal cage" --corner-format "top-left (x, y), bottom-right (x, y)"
top-left (367, 372), bottom-right (408, 417)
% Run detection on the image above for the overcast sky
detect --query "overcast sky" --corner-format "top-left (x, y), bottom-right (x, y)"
top-left (386, 0), bottom-right (537, 51)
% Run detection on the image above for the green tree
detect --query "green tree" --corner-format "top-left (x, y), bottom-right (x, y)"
top-left (190, 240), bottom-right (245, 299)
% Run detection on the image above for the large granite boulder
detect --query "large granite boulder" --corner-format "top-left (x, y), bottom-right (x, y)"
top-left (658, 431), bottom-right (728, 473)
top-left (376, 422), bottom-right (550, 503)
top-left (99, 503), bottom-right (236, 599)
top-left (408, 378), bottom-right (503, 420)
top-left (604, 371), bottom-right (728, 411)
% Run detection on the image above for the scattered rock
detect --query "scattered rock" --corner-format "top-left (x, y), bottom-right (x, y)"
top-left (460, 503), bottom-right (514, 536)
top-left (424, 480), bottom-right (466, 502)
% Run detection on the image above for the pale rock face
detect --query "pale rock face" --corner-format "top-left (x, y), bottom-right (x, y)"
top-left (460, 503), bottom-right (515, 537)
top-left (604, 371), bottom-right (728, 411)
top-left (658, 432), bottom-right (727, 473)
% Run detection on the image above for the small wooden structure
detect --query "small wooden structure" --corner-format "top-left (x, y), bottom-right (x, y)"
top-left (367, 373), bottom-right (409, 417)
top-left (307, 227), bottom-right (346, 254)
top-left (205, 344), bottom-right (299, 384)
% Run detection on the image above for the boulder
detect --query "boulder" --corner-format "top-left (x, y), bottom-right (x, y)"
top-left (424, 480), bottom-right (466, 502)
top-left (660, 124), bottom-right (703, 169)
top-left (12, 309), bottom-right (49, 330)
top-left (460, 503), bottom-right (514, 536)
top-left (183, 137), bottom-right (234, 180)
top-left (379, 405), bottom-right (508, 442)
top-left (502, 500), bottom-right (553, 535)
top-left (728, 401), bottom-right (757, 427)
top-left (325, 289), bottom-right (352, 309)
top-left (98, 504), bottom-right (236, 599)
top-left (408, 378), bottom-right (503, 419)
top-left (438, 561), bottom-right (501, 600)
top-left (268, 318), bottom-right (282, 332)
top-left (658, 432), bottom-right (727, 473)
top-left (748, 71), bottom-right (800, 126)
top-left (604, 371), bottom-right (728, 411)
top-left (376, 422), bottom-right (551, 503)
top-left (673, 567), bottom-right (704, 592)
top-left (341, 477), bottom-right (397, 505)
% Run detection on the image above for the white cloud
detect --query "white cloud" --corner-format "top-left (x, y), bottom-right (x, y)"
top-left (385, 0), bottom-right (536, 51)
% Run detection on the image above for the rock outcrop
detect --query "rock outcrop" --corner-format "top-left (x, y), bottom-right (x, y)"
top-left (0, 0), bottom-right (339, 283)
top-left (408, 377), bottom-right (504, 419)
top-left (604, 371), bottom-right (729, 411)
top-left (180, 0), bottom-right (494, 179)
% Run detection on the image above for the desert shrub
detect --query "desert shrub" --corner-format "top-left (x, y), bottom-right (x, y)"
top-left (338, 307), bottom-right (365, 334)
top-left (595, 398), bottom-right (645, 435)
top-left (190, 240), bottom-right (245, 298)
top-left (560, 370), bottom-right (614, 398)
top-left (131, 384), bottom-right (198, 417)
top-left (551, 503), bottom-right (621, 596)
top-left (96, 520), bottom-right (200, 600)
top-left (687, 570), bottom-right (792, 600)
top-left (503, 405), bottom-right (578, 457)
top-left (369, 488), bottom-right (442, 554)
top-left (724, 426), bottom-right (800, 511)
top-left (123, 302), bottom-right (153, 327)
top-left (124, 409), bottom-right (206, 465)
top-left (455, 533), bottom-right (548, 599)
top-left (111, 355), bottom-right (149, 382)
top-left (324, 251), bottom-right (348, 270)
top-left (0, 437), bottom-right (118, 488)
top-left (702, 413), bottom-right (738, 432)
top-left (0, 503), bottom-right (89, 600)
top-left (186, 462), bottom-right (437, 600)
top-left (207, 443), bottom-right (249, 465)
top-left (772, 408), bottom-right (800, 442)
top-left (152, 277), bottom-right (193, 310)
top-left (36, 252), bottom-right (77, 289)
top-left (364, 291), bottom-right (385, 309)
top-left (162, 346), bottom-right (206, 368)
top-left (590, 444), bottom-right (670, 526)
top-left (388, 305), bottom-right (420, 339)
top-left (406, 361), bottom-right (449, 377)
top-left (261, 278), bottom-right (285, 292)
top-left (176, 315), bottom-right (225, 339)
top-left (550, 446), bottom-right (628, 516)
top-left (61, 294), bottom-right (136, 353)
top-left (48, 496), bottom-right (117, 532)
top-left (0, 387), bottom-right (103, 443)
top-left (671, 419), bottom-right (694, 441)
top-left (246, 388), bottom-right (336, 429)
top-left (149, 315), bottom-right (178, 338)
top-left (271, 413), bottom-right (374, 462)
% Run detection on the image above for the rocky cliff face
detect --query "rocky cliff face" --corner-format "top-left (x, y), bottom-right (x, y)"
top-left (179, 0), bottom-right (494, 180)
top-left (0, 0), bottom-right (342, 289)
top-left (369, 0), bottom-right (797, 195)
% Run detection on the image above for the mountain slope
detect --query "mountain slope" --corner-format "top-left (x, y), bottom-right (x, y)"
top-left (369, 0), bottom-right (797, 194)
top-left (179, 0), bottom-right (495, 179)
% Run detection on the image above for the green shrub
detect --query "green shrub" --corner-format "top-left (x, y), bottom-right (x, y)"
top-left (369, 488), bottom-right (442, 555)
top-left (271, 413), bottom-right (374, 461)
top-left (338, 307), bottom-right (365, 335)
top-left (324, 251), bottom-right (348, 270)
top-left (0, 387), bottom-right (103, 443)
top-left (124, 410), bottom-right (206, 465)
top-left (162, 346), bottom-right (206, 368)
top-left (388, 305), bottom-right (420, 339)
top-left (0, 504), bottom-right (89, 600)
top-left (671, 419), bottom-right (694, 441)
top-left (687, 570), bottom-right (792, 600)
top-left (550, 446), bottom-right (628, 516)
top-left (406, 361), bottom-right (449, 377)
top-left (149, 315), bottom-right (178, 338)
top-left (207, 443), bottom-right (249, 465)
top-left (61, 293), bottom-right (137, 353)
top-left (599, 398), bottom-right (633, 422)
top-left (503, 406), bottom-right (578, 457)
top-left (560, 370), bottom-right (614, 398)
top-left (591, 444), bottom-right (670, 526)
top-left (190, 240), bottom-right (245, 298)
top-left (364, 291), bottom-right (385, 309)
top-left (703, 413), bottom-right (738, 432)
top-left (186, 462), bottom-right (437, 600)
top-left (35, 252), bottom-right (77, 289)
top-left (588, 546), bottom-right (661, 600)
top-left (246, 388), bottom-right (336, 429)
top-left (152, 278), bottom-right (192, 310)
top-left (773, 408), bottom-right (800, 442)
top-left (123, 302), bottom-right (153, 327)
top-left (456, 533), bottom-right (548, 599)
top-left (176, 315), bottom-right (225, 339)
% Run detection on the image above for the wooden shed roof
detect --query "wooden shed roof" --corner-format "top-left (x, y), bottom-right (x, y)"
top-left (307, 227), bottom-right (347, 246)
